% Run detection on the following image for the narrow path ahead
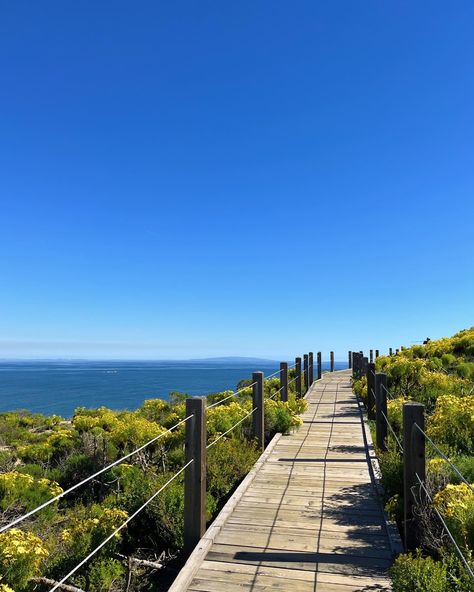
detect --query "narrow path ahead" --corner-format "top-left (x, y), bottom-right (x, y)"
top-left (172, 370), bottom-right (397, 591)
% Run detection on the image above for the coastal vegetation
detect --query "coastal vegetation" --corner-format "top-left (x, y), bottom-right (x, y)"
top-left (353, 327), bottom-right (474, 591)
top-left (0, 370), bottom-right (306, 591)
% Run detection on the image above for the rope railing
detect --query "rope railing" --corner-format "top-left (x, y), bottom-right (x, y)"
top-left (414, 473), bottom-right (474, 581)
top-left (413, 423), bottom-right (474, 494)
top-left (0, 413), bottom-right (195, 534)
top-left (48, 459), bottom-right (195, 592)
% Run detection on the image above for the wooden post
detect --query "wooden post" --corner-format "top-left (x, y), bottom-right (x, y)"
top-left (330, 351), bottom-right (334, 372)
top-left (308, 352), bottom-right (314, 386)
top-left (403, 402), bottom-right (425, 551)
top-left (352, 352), bottom-right (358, 377)
top-left (348, 350), bottom-right (352, 369)
top-left (303, 354), bottom-right (309, 392)
top-left (252, 371), bottom-right (264, 452)
top-left (280, 362), bottom-right (288, 402)
top-left (396, 348), bottom-right (400, 355)
top-left (389, 347), bottom-right (393, 356)
top-left (317, 351), bottom-right (322, 380)
top-left (375, 373), bottom-right (388, 451)
top-left (184, 397), bottom-right (206, 557)
top-left (370, 349), bottom-right (373, 363)
top-left (362, 356), bottom-right (368, 378)
top-left (367, 363), bottom-right (376, 420)
top-left (295, 357), bottom-right (302, 398)
top-left (375, 349), bottom-right (379, 359)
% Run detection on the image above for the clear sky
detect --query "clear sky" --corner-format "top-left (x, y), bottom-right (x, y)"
top-left (0, 1), bottom-right (473, 361)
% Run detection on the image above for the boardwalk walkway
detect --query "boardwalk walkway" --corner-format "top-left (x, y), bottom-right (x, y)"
top-left (170, 370), bottom-right (400, 592)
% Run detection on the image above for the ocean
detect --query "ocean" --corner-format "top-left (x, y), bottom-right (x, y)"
top-left (0, 359), bottom-right (347, 418)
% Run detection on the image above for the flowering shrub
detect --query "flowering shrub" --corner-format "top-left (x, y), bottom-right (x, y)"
top-left (387, 397), bottom-right (405, 433)
top-left (0, 472), bottom-right (63, 512)
top-left (428, 395), bottom-right (474, 454)
top-left (59, 506), bottom-right (128, 564)
top-left (433, 483), bottom-right (474, 553)
top-left (0, 528), bottom-right (48, 589)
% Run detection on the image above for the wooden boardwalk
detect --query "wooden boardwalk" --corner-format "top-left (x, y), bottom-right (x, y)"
top-left (170, 370), bottom-right (400, 592)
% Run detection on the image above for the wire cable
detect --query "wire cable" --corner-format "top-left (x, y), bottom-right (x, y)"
top-left (206, 381), bottom-right (257, 410)
top-left (414, 473), bottom-right (474, 581)
top-left (0, 414), bottom-right (194, 534)
top-left (380, 410), bottom-right (404, 453)
top-left (48, 459), bottom-right (194, 591)
top-left (381, 383), bottom-right (395, 400)
top-left (413, 424), bottom-right (474, 493)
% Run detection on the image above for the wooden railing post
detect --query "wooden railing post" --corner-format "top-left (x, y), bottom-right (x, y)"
top-left (252, 371), bottom-right (265, 452)
top-left (330, 351), bottom-right (334, 372)
top-left (396, 348), bottom-right (400, 355)
top-left (375, 349), bottom-right (379, 359)
top-left (389, 347), bottom-right (393, 356)
top-left (375, 373), bottom-right (388, 451)
top-left (308, 352), bottom-right (314, 386)
top-left (303, 354), bottom-right (309, 392)
top-left (295, 357), bottom-right (302, 398)
top-left (367, 362), bottom-right (376, 420)
top-left (280, 362), bottom-right (288, 402)
top-left (184, 397), bottom-right (206, 557)
top-left (369, 349), bottom-right (373, 363)
top-left (352, 352), bottom-right (358, 377)
top-left (348, 350), bottom-right (352, 369)
top-left (357, 353), bottom-right (363, 378)
top-left (317, 351), bottom-right (322, 380)
top-left (403, 402), bottom-right (425, 551)
top-left (361, 356), bottom-right (368, 379)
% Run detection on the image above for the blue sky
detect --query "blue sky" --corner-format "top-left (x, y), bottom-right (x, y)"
top-left (0, 1), bottom-right (473, 360)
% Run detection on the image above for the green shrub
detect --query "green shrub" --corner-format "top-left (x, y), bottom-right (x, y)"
top-left (79, 558), bottom-right (125, 592)
top-left (390, 551), bottom-right (448, 591)
top-left (378, 449), bottom-right (403, 502)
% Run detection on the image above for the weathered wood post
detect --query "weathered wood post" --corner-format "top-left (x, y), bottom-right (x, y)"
top-left (252, 371), bottom-right (264, 452)
top-left (348, 350), bottom-right (352, 369)
top-left (389, 347), bottom-right (393, 356)
top-left (295, 357), bottom-right (302, 398)
top-left (357, 353), bottom-right (364, 378)
top-left (308, 352), bottom-right (314, 386)
top-left (303, 354), bottom-right (309, 392)
top-left (317, 351), bottom-right (322, 380)
top-left (330, 351), bottom-right (334, 372)
top-left (280, 362), bottom-right (288, 402)
top-left (375, 372), bottom-right (388, 451)
top-left (352, 352), bottom-right (358, 377)
top-left (403, 402), bottom-right (425, 551)
top-left (184, 397), bottom-right (207, 557)
top-left (367, 362), bottom-right (376, 420)
top-left (369, 349), bottom-right (373, 363)
top-left (396, 349), bottom-right (400, 355)
top-left (361, 356), bottom-right (368, 379)
top-left (375, 349), bottom-right (379, 359)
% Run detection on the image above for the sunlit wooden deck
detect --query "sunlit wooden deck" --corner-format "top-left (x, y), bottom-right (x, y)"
top-left (170, 370), bottom-right (400, 591)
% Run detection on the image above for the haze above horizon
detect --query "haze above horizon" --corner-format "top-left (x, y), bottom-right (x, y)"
top-left (1, 2), bottom-right (473, 360)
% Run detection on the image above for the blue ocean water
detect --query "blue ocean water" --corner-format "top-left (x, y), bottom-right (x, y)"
top-left (0, 360), bottom-right (347, 418)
